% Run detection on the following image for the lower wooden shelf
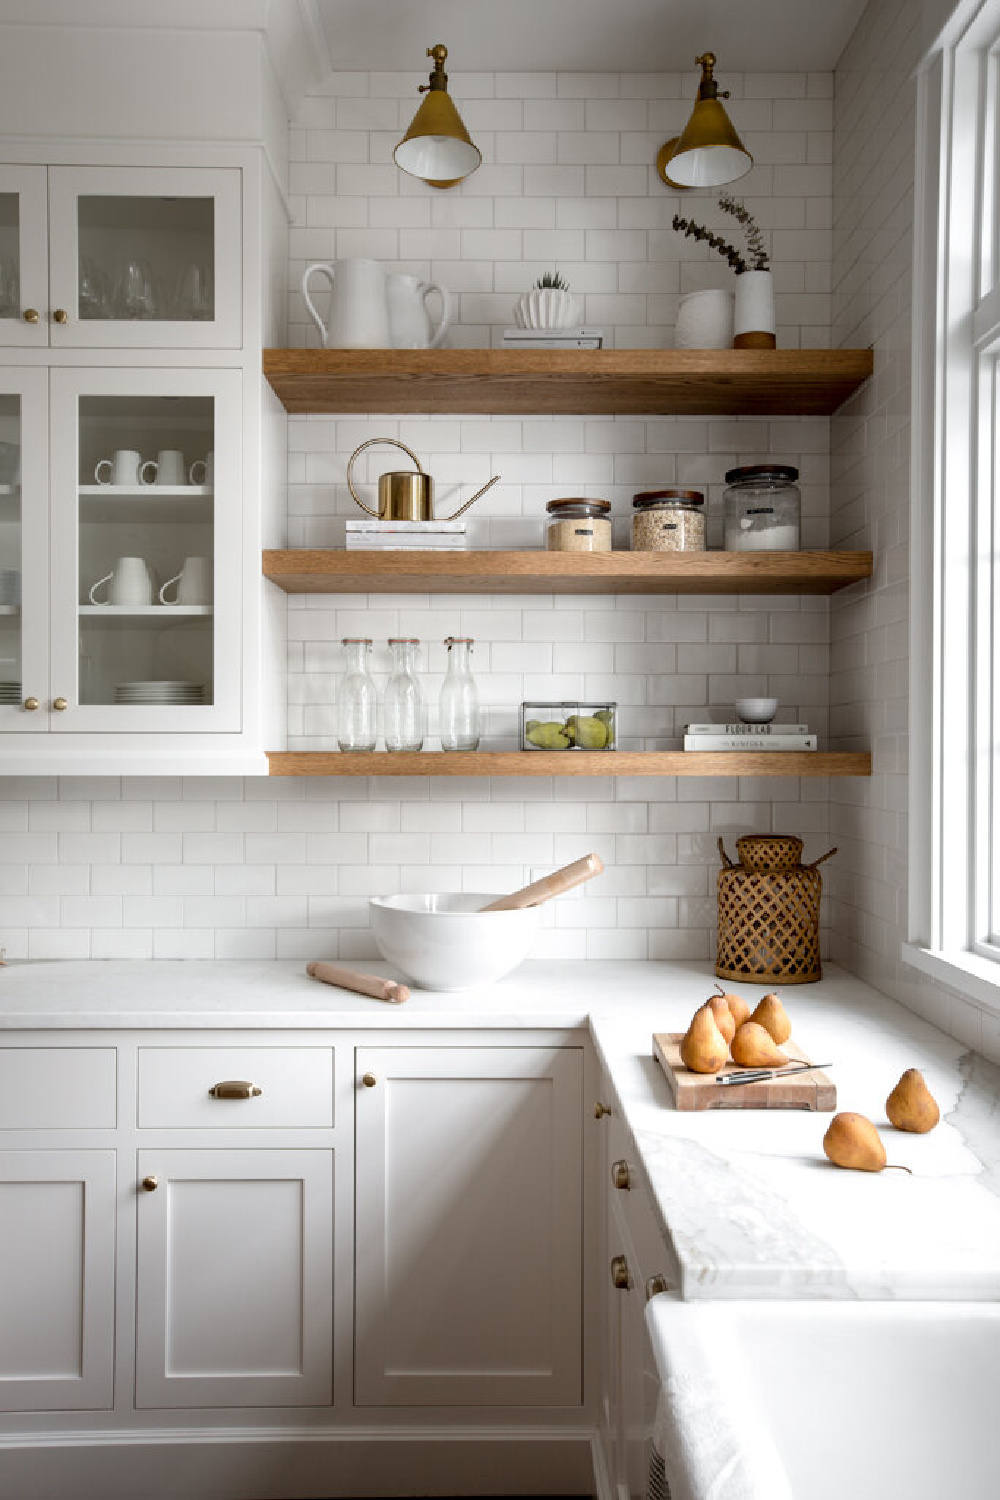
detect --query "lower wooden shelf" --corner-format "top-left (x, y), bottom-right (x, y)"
top-left (266, 751), bottom-right (871, 778)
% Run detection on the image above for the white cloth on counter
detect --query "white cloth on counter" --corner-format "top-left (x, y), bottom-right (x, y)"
top-left (648, 1298), bottom-right (794, 1500)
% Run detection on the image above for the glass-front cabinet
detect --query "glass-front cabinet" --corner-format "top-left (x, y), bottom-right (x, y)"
top-left (0, 367), bottom-right (241, 736)
top-left (0, 165), bottom-right (240, 349)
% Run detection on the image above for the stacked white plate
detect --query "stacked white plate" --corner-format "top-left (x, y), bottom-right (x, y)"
top-left (0, 680), bottom-right (21, 704)
top-left (114, 680), bottom-right (205, 705)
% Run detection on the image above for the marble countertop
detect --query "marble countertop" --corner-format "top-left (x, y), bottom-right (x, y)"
top-left (2, 956), bottom-right (998, 1301)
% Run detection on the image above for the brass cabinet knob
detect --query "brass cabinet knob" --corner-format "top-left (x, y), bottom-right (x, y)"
top-left (141, 1175), bottom-right (158, 1192)
top-left (645, 1274), bottom-right (670, 1302)
top-left (52, 697), bottom-right (68, 712)
top-left (611, 1254), bottom-right (631, 1291)
top-left (362, 1072), bottom-right (377, 1088)
top-left (52, 308), bottom-right (69, 324)
top-left (208, 1079), bottom-right (262, 1100)
top-left (611, 1159), bottom-right (632, 1191)
top-left (23, 696), bottom-right (39, 711)
top-left (594, 1101), bottom-right (612, 1119)
top-left (22, 308), bottom-right (38, 324)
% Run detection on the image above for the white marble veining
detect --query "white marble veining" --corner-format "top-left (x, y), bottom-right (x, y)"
top-left (1, 958), bottom-right (998, 1300)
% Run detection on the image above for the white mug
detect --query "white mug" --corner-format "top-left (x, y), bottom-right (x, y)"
top-left (141, 449), bottom-right (186, 486)
top-left (95, 450), bottom-right (147, 487)
top-left (160, 555), bottom-right (212, 606)
top-left (89, 556), bottom-right (154, 607)
top-left (189, 451), bottom-right (214, 487)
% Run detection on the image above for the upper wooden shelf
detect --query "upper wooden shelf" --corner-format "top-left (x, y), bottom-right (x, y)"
top-left (267, 751), bottom-right (871, 778)
top-left (262, 348), bottom-right (874, 417)
top-left (263, 549), bottom-right (873, 596)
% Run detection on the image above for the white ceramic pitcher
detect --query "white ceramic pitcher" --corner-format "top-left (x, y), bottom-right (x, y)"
top-left (386, 274), bottom-right (452, 349)
top-left (301, 258), bottom-right (390, 349)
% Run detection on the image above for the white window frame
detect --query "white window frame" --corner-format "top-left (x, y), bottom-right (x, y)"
top-left (907, 0), bottom-right (1000, 1011)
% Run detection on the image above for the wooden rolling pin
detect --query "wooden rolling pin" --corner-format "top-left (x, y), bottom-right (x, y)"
top-left (481, 853), bottom-right (604, 912)
top-left (306, 961), bottom-right (409, 1004)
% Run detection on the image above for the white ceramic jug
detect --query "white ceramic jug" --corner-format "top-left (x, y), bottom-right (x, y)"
top-left (386, 274), bottom-right (452, 349)
top-left (301, 258), bottom-right (390, 348)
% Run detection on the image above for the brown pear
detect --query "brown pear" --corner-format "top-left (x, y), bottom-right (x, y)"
top-left (886, 1069), bottom-right (940, 1134)
top-left (680, 1003), bottom-right (730, 1074)
top-left (730, 1020), bottom-right (787, 1069)
top-left (705, 992), bottom-right (736, 1045)
top-left (715, 984), bottom-right (751, 1030)
top-left (823, 1112), bottom-right (888, 1172)
top-left (750, 991), bottom-right (792, 1045)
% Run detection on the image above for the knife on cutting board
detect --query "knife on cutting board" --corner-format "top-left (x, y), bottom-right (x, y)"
top-left (716, 1060), bottom-right (832, 1086)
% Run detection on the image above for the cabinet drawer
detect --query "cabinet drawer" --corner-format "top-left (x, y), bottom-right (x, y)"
top-left (607, 1116), bottom-right (679, 1295)
top-left (137, 1048), bottom-right (334, 1129)
top-left (0, 1048), bottom-right (116, 1129)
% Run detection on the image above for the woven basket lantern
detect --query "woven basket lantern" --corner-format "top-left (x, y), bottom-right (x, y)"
top-left (715, 835), bottom-right (836, 984)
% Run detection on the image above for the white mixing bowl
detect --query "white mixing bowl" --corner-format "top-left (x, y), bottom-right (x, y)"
top-left (369, 892), bottom-right (542, 991)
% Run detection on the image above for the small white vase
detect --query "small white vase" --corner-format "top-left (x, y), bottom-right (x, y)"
top-left (733, 270), bottom-right (776, 348)
top-left (674, 289), bottom-right (734, 350)
top-left (512, 287), bottom-right (581, 330)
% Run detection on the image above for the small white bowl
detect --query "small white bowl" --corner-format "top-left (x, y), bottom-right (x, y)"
top-left (369, 892), bottom-right (542, 991)
top-left (735, 697), bottom-right (778, 724)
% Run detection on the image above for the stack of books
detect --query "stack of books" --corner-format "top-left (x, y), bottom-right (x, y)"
top-left (502, 327), bottom-right (604, 349)
top-left (683, 722), bottom-right (817, 752)
top-left (345, 519), bottom-right (468, 552)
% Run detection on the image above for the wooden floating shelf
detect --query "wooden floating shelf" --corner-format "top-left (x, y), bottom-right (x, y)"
top-left (262, 348), bottom-right (874, 417)
top-left (267, 751), bottom-right (871, 778)
top-left (263, 549), bottom-right (872, 596)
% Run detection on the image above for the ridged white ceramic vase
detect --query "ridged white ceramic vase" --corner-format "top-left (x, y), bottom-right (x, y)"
top-left (512, 288), bottom-right (582, 330)
top-left (674, 289), bottom-right (734, 350)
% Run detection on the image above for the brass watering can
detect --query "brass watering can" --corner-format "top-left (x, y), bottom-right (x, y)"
top-left (347, 438), bottom-right (500, 522)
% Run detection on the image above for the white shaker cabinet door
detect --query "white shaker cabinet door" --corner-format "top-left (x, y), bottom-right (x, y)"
top-left (135, 1149), bottom-right (334, 1409)
top-left (0, 1150), bottom-right (115, 1411)
top-left (354, 1046), bottom-right (583, 1407)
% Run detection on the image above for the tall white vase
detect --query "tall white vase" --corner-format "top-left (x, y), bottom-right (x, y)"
top-left (733, 270), bottom-right (776, 349)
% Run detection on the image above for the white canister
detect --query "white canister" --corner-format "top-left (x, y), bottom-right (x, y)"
top-left (674, 289), bottom-right (734, 350)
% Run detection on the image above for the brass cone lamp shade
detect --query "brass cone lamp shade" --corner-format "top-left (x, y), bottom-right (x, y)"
top-left (394, 44), bottom-right (481, 187)
top-left (661, 53), bottom-right (753, 189)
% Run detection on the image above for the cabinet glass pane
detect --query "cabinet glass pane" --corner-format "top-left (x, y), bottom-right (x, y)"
top-left (0, 394), bottom-right (22, 706)
top-left (78, 395), bottom-right (214, 709)
top-left (77, 197), bottom-right (214, 323)
top-left (0, 196), bottom-right (19, 317)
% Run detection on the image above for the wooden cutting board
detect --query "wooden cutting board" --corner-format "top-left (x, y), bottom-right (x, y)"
top-left (653, 1033), bottom-right (836, 1112)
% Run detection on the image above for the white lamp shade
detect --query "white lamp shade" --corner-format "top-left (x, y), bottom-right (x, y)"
top-left (394, 133), bottom-right (482, 182)
top-left (667, 144), bottom-right (753, 189)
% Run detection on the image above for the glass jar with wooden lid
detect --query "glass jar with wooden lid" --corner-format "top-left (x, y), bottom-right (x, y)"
top-left (631, 489), bottom-right (706, 552)
top-left (545, 497), bottom-right (612, 553)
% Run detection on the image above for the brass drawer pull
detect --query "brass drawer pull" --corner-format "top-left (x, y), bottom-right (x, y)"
top-left (141, 1175), bottom-right (158, 1192)
top-left (52, 308), bottom-right (69, 324)
top-left (645, 1274), bottom-right (671, 1301)
top-left (22, 308), bottom-right (38, 324)
top-left (611, 1158), bottom-right (631, 1190)
top-left (208, 1079), bottom-right (262, 1100)
top-left (611, 1254), bottom-right (631, 1291)
top-left (362, 1072), bottom-right (377, 1088)
top-left (594, 1101), bottom-right (612, 1119)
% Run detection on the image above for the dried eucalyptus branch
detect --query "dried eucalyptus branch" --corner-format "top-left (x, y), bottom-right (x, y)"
top-left (717, 194), bottom-right (770, 271)
top-left (671, 214), bottom-right (748, 274)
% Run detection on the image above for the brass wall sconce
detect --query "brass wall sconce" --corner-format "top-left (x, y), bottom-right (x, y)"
top-left (394, 43), bottom-right (481, 189)
top-left (657, 53), bottom-right (753, 190)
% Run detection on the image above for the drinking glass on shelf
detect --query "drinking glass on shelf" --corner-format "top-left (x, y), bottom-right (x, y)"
top-left (173, 261), bottom-right (213, 321)
top-left (78, 256), bottom-right (111, 319)
top-left (383, 638), bottom-right (423, 752)
top-left (0, 255), bottom-right (18, 319)
top-left (336, 637), bottom-right (377, 752)
top-left (115, 258), bottom-right (155, 319)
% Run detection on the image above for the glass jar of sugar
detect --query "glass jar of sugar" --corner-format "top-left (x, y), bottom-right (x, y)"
top-left (631, 489), bottom-right (706, 551)
top-left (545, 498), bottom-right (612, 552)
top-left (723, 464), bottom-right (801, 551)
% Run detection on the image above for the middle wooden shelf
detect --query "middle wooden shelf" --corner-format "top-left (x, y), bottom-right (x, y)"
top-left (267, 751), bottom-right (872, 778)
top-left (263, 548), bottom-right (873, 596)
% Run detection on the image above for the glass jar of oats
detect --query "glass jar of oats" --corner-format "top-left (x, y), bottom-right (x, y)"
top-left (545, 497), bottom-right (612, 553)
top-left (631, 489), bottom-right (706, 552)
